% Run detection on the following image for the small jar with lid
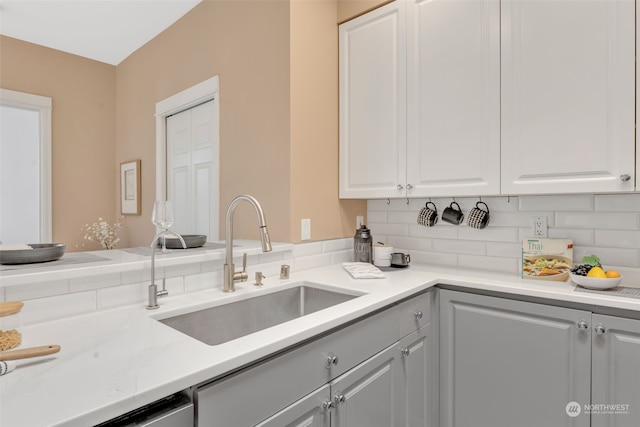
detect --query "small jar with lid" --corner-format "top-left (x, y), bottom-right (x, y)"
top-left (0, 301), bottom-right (23, 351)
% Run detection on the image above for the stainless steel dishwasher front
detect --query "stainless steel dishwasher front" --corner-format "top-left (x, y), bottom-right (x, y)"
top-left (94, 393), bottom-right (193, 427)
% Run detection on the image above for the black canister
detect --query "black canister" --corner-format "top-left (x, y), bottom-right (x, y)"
top-left (353, 225), bottom-right (373, 263)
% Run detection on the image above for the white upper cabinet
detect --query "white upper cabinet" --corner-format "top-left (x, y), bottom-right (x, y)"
top-left (339, 1), bottom-right (407, 199)
top-left (406, 0), bottom-right (500, 197)
top-left (501, 0), bottom-right (635, 194)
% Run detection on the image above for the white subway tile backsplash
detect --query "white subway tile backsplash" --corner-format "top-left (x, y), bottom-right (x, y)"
top-left (98, 282), bottom-right (147, 310)
top-left (411, 250), bottom-right (458, 267)
top-left (458, 254), bottom-right (520, 275)
top-left (408, 224), bottom-right (458, 239)
top-left (369, 193), bottom-right (640, 282)
top-left (293, 241), bottom-right (324, 257)
top-left (519, 195), bottom-right (593, 211)
top-left (322, 238), bottom-right (352, 253)
top-left (486, 242), bottom-right (522, 258)
top-left (5, 279), bottom-right (69, 302)
top-left (432, 239), bottom-right (486, 256)
top-left (594, 194), bottom-right (640, 212)
top-left (366, 211), bottom-right (387, 223)
top-left (555, 212), bottom-right (640, 230)
top-left (458, 226), bottom-right (519, 243)
top-left (69, 272), bottom-right (121, 293)
top-left (595, 230), bottom-right (640, 249)
top-left (294, 253), bottom-right (332, 271)
top-left (548, 229), bottom-right (594, 246)
top-left (22, 291), bottom-right (96, 326)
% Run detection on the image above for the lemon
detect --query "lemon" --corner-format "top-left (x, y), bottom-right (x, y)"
top-left (606, 269), bottom-right (621, 279)
top-left (587, 266), bottom-right (607, 278)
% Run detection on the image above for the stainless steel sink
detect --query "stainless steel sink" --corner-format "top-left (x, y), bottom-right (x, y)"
top-left (160, 283), bottom-right (360, 345)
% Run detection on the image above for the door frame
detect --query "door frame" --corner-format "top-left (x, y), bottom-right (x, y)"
top-left (155, 75), bottom-right (220, 238)
top-left (0, 88), bottom-right (52, 242)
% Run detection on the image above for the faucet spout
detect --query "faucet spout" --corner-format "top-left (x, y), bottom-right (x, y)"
top-left (147, 230), bottom-right (186, 310)
top-left (224, 195), bottom-right (272, 292)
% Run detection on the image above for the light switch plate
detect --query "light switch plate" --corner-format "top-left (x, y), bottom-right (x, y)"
top-left (301, 219), bottom-right (311, 240)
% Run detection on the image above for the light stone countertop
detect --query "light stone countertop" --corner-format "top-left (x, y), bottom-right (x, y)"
top-left (2, 262), bottom-right (640, 427)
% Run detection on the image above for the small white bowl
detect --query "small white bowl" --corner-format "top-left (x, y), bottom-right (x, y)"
top-left (570, 273), bottom-right (623, 290)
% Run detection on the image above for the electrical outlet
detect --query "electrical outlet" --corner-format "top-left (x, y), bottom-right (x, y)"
top-left (356, 215), bottom-right (364, 228)
top-left (531, 216), bottom-right (548, 237)
top-left (301, 218), bottom-right (311, 240)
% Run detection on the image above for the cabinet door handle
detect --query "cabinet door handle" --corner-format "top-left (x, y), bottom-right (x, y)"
top-left (325, 352), bottom-right (339, 368)
top-left (575, 320), bottom-right (589, 331)
top-left (594, 324), bottom-right (607, 335)
top-left (397, 184), bottom-right (404, 191)
top-left (333, 394), bottom-right (346, 406)
top-left (401, 348), bottom-right (410, 358)
top-left (321, 400), bottom-right (334, 412)
top-left (406, 184), bottom-right (413, 190)
top-left (620, 174), bottom-right (631, 182)
top-left (414, 310), bottom-right (423, 321)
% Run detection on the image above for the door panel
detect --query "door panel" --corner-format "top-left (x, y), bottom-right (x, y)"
top-left (406, 0), bottom-right (500, 197)
top-left (501, 0), bottom-right (635, 193)
top-left (440, 290), bottom-right (591, 427)
top-left (591, 314), bottom-right (640, 427)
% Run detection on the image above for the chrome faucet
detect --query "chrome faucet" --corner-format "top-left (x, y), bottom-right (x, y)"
top-left (146, 230), bottom-right (186, 310)
top-left (224, 195), bottom-right (272, 292)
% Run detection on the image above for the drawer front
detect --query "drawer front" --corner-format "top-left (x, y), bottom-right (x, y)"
top-left (196, 307), bottom-right (398, 427)
top-left (397, 290), bottom-right (432, 338)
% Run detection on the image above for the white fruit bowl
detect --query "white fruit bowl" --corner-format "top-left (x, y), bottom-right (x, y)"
top-left (570, 273), bottom-right (623, 290)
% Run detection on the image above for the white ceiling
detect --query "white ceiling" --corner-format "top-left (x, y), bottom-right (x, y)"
top-left (0, 0), bottom-right (202, 65)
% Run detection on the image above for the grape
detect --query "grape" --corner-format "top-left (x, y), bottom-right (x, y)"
top-left (570, 264), bottom-right (593, 276)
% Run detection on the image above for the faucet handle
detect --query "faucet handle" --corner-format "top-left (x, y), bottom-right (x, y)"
top-left (242, 253), bottom-right (247, 273)
top-left (255, 272), bottom-right (265, 286)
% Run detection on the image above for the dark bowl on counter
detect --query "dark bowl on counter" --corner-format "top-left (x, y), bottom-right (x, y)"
top-left (158, 234), bottom-right (207, 249)
top-left (0, 243), bottom-right (66, 265)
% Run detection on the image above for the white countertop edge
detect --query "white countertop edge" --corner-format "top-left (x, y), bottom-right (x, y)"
top-left (2, 262), bottom-right (640, 427)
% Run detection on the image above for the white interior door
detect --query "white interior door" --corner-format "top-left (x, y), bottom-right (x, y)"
top-left (166, 99), bottom-right (219, 240)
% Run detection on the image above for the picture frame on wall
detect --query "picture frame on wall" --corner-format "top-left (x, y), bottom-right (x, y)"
top-left (120, 160), bottom-right (141, 215)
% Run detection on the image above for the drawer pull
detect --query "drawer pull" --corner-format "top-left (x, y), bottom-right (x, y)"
top-left (325, 352), bottom-right (339, 369)
top-left (414, 311), bottom-right (423, 321)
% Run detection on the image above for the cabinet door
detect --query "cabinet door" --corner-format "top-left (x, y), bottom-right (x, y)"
top-left (440, 290), bottom-right (591, 427)
top-left (331, 343), bottom-right (402, 427)
top-left (398, 325), bottom-right (436, 427)
top-left (406, 0), bottom-right (500, 197)
top-left (256, 384), bottom-right (330, 427)
top-left (339, 0), bottom-right (407, 199)
top-left (591, 314), bottom-right (640, 427)
top-left (501, 0), bottom-right (635, 194)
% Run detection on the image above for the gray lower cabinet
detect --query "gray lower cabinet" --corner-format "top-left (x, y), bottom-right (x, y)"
top-left (440, 289), bottom-right (640, 427)
top-left (195, 290), bottom-right (435, 427)
top-left (440, 289), bottom-right (592, 427)
top-left (591, 314), bottom-right (640, 427)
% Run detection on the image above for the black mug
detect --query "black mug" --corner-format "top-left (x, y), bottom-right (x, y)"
top-left (417, 202), bottom-right (438, 227)
top-left (442, 202), bottom-right (464, 225)
top-left (467, 201), bottom-right (490, 229)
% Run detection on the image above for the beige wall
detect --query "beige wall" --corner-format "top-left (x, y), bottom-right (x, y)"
top-left (0, 36), bottom-right (117, 252)
top-left (116, 0), bottom-right (292, 246)
top-left (1, 0), bottom-right (368, 249)
top-left (290, 0), bottom-right (365, 242)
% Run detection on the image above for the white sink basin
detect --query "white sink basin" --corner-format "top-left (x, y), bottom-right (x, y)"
top-left (160, 283), bottom-right (361, 345)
